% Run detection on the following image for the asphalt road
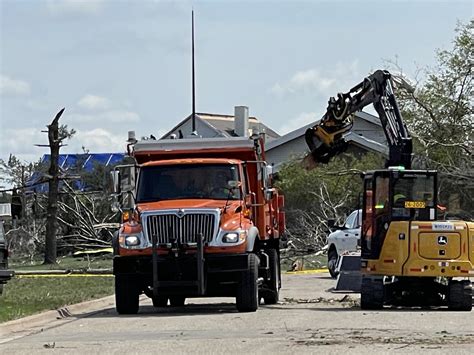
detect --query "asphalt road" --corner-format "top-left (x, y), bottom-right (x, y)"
top-left (1, 272), bottom-right (473, 354)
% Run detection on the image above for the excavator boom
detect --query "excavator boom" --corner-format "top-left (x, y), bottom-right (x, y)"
top-left (305, 70), bottom-right (413, 168)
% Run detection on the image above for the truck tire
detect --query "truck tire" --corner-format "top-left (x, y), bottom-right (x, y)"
top-left (115, 274), bottom-right (140, 314)
top-left (169, 296), bottom-right (186, 307)
top-left (327, 248), bottom-right (339, 279)
top-left (152, 295), bottom-right (168, 307)
top-left (448, 280), bottom-right (472, 311)
top-left (262, 249), bottom-right (280, 305)
top-left (236, 253), bottom-right (259, 312)
top-left (360, 276), bottom-right (384, 310)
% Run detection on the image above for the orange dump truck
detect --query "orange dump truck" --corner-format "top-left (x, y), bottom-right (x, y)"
top-left (112, 136), bottom-right (285, 313)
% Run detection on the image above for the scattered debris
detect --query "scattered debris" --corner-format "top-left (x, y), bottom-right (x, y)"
top-left (43, 342), bottom-right (55, 349)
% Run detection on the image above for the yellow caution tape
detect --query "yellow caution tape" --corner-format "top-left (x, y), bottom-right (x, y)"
top-left (16, 274), bottom-right (114, 278)
top-left (286, 268), bottom-right (328, 275)
top-left (73, 248), bottom-right (113, 256)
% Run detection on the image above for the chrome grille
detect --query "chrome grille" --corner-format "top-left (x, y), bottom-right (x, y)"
top-left (145, 212), bottom-right (217, 244)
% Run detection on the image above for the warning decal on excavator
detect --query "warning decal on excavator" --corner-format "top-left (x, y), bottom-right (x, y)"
top-left (404, 201), bottom-right (426, 209)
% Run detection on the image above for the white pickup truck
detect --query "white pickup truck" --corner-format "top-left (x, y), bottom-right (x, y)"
top-left (326, 209), bottom-right (361, 278)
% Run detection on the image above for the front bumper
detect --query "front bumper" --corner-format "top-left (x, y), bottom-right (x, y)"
top-left (113, 252), bottom-right (252, 297)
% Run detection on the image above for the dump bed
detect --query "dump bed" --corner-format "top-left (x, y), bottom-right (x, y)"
top-left (132, 137), bottom-right (263, 164)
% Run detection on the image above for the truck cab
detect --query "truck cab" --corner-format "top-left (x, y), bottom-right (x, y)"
top-left (112, 136), bottom-right (285, 314)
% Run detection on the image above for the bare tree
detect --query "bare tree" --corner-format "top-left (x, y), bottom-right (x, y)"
top-left (39, 109), bottom-right (75, 264)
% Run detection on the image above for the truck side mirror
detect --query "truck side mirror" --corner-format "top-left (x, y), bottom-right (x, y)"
top-left (264, 188), bottom-right (275, 201)
top-left (265, 165), bottom-right (273, 178)
top-left (110, 170), bottom-right (121, 194)
top-left (265, 165), bottom-right (273, 187)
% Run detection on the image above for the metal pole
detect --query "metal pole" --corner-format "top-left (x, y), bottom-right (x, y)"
top-left (191, 10), bottom-right (196, 133)
top-left (152, 232), bottom-right (158, 297)
top-left (197, 233), bottom-right (205, 295)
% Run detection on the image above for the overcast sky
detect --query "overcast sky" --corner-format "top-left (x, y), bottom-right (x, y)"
top-left (0, 0), bottom-right (472, 164)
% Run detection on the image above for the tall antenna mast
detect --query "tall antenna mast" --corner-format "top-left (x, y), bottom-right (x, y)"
top-left (191, 9), bottom-right (196, 133)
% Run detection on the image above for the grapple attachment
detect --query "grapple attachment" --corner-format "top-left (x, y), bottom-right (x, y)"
top-left (304, 122), bottom-right (352, 166)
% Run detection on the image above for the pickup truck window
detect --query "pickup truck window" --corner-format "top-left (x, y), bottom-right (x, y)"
top-left (344, 212), bottom-right (356, 229)
top-left (137, 164), bottom-right (242, 202)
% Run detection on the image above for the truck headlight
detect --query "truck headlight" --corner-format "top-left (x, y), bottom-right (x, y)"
top-left (119, 231), bottom-right (143, 247)
top-left (222, 232), bottom-right (239, 243)
top-left (125, 235), bottom-right (140, 246)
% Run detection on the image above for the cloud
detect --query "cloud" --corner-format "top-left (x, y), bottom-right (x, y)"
top-left (270, 60), bottom-right (362, 98)
top-left (77, 94), bottom-right (110, 111)
top-left (0, 128), bottom-right (45, 164)
top-left (66, 127), bottom-right (168, 154)
top-left (46, 0), bottom-right (105, 16)
top-left (0, 75), bottom-right (31, 96)
top-left (0, 127), bottom-right (126, 165)
top-left (278, 112), bottom-right (317, 135)
top-left (66, 128), bottom-right (127, 153)
top-left (68, 94), bottom-right (140, 127)
top-left (68, 109), bottom-right (140, 125)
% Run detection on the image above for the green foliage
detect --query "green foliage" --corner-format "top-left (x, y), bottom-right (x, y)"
top-left (276, 153), bottom-right (383, 249)
top-left (277, 153), bottom-right (383, 214)
top-left (58, 124), bottom-right (76, 141)
top-left (0, 276), bottom-right (114, 323)
top-left (394, 20), bottom-right (473, 214)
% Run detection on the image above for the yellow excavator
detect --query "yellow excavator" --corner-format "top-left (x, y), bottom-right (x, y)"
top-left (305, 70), bottom-right (473, 310)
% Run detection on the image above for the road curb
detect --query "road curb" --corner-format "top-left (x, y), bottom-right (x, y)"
top-left (0, 294), bottom-right (116, 344)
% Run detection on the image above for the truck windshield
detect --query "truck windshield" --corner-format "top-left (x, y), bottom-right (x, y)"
top-left (137, 164), bottom-right (241, 202)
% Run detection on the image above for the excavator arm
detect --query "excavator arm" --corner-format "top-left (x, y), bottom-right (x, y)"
top-left (305, 70), bottom-right (413, 168)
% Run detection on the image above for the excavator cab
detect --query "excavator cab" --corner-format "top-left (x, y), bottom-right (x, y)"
top-left (360, 167), bottom-right (473, 311)
top-left (361, 168), bottom-right (437, 261)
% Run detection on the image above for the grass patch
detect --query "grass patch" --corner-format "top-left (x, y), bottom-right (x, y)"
top-left (281, 254), bottom-right (327, 272)
top-left (0, 276), bottom-right (114, 323)
top-left (10, 255), bottom-right (113, 271)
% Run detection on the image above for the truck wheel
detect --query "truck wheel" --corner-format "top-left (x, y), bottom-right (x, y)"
top-left (327, 248), bottom-right (339, 279)
top-left (169, 296), bottom-right (186, 307)
top-left (360, 276), bottom-right (384, 310)
top-left (263, 249), bottom-right (280, 305)
top-left (152, 295), bottom-right (168, 307)
top-left (448, 280), bottom-right (472, 311)
top-left (236, 253), bottom-right (259, 312)
top-left (115, 275), bottom-right (140, 314)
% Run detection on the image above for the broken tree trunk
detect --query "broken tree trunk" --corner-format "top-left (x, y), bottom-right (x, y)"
top-left (44, 108), bottom-right (65, 264)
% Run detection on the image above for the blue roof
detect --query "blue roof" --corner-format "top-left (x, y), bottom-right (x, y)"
top-left (27, 153), bottom-right (126, 193)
